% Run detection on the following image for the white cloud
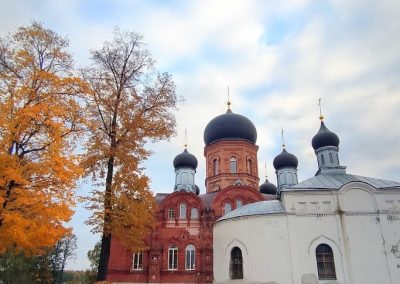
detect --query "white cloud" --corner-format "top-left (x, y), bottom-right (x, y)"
top-left (2, 0), bottom-right (400, 270)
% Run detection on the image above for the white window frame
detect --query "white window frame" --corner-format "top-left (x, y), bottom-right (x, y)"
top-left (230, 157), bottom-right (237, 173)
top-left (191, 207), bottom-right (198, 219)
top-left (168, 208), bottom-right (175, 219)
top-left (168, 245), bottom-right (178, 270)
top-left (247, 159), bottom-right (252, 175)
top-left (180, 203), bottom-right (186, 219)
top-left (185, 244), bottom-right (195, 270)
top-left (132, 252), bottom-right (143, 270)
top-left (224, 202), bottom-right (232, 215)
top-left (213, 159), bottom-right (219, 175)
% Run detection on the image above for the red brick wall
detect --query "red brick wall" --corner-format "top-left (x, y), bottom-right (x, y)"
top-left (107, 137), bottom-right (266, 283)
top-left (204, 140), bottom-right (260, 193)
top-left (107, 187), bottom-right (265, 283)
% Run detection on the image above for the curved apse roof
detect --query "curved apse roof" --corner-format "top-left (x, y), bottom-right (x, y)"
top-left (218, 200), bottom-right (285, 222)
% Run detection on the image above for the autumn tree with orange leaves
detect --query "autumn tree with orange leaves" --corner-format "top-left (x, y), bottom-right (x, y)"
top-left (81, 29), bottom-right (178, 281)
top-left (0, 23), bottom-right (87, 254)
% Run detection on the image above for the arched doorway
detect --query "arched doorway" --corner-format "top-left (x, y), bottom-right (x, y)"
top-left (230, 247), bottom-right (243, 279)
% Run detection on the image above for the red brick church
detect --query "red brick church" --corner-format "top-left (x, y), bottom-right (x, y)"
top-left (106, 103), bottom-right (278, 283)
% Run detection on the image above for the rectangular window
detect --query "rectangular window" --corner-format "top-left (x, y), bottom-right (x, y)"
top-left (168, 246), bottom-right (178, 270)
top-left (132, 253), bottom-right (143, 270)
top-left (213, 159), bottom-right (218, 176)
top-left (224, 203), bottom-right (232, 215)
top-left (185, 246), bottom-right (195, 270)
top-left (191, 208), bottom-right (198, 219)
top-left (168, 208), bottom-right (175, 219)
top-left (229, 158), bottom-right (237, 173)
top-left (180, 203), bottom-right (186, 219)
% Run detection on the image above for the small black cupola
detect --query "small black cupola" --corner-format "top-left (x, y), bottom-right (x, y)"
top-left (259, 178), bottom-right (277, 195)
top-left (273, 149), bottom-right (298, 170)
top-left (311, 121), bottom-right (340, 150)
top-left (173, 148), bottom-right (198, 169)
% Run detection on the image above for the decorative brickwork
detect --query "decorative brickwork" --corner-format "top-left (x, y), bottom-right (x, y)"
top-left (204, 140), bottom-right (259, 193)
top-left (107, 111), bottom-right (270, 283)
top-left (107, 186), bottom-right (267, 283)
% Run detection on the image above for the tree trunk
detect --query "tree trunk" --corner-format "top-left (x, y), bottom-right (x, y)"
top-left (0, 180), bottom-right (15, 228)
top-left (96, 154), bottom-right (115, 281)
top-left (97, 232), bottom-right (112, 281)
top-left (0, 143), bottom-right (17, 228)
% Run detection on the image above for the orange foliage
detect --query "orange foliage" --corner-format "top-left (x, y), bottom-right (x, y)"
top-left (0, 23), bottom-right (87, 254)
top-left (82, 28), bottom-right (178, 252)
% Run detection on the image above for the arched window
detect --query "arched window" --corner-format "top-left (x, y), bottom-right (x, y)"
top-left (168, 208), bottom-right (175, 219)
top-left (336, 153), bottom-right (339, 164)
top-left (180, 203), bottom-right (186, 219)
top-left (185, 244), bottom-right (195, 270)
top-left (287, 173), bottom-right (293, 184)
top-left (223, 203), bottom-right (232, 215)
top-left (181, 172), bottom-right (189, 184)
top-left (230, 247), bottom-right (243, 279)
top-left (329, 153), bottom-right (333, 164)
top-left (247, 159), bottom-right (252, 175)
top-left (229, 157), bottom-right (237, 173)
top-left (316, 244), bottom-right (336, 280)
top-left (132, 252), bottom-right (143, 270)
top-left (213, 159), bottom-right (219, 176)
top-left (321, 154), bottom-right (325, 165)
top-left (236, 200), bottom-right (243, 208)
top-left (191, 208), bottom-right (198, 219)
top-left (168, 245), bottom-right (178, 270)
top-left (279, 173), bottom-right (285, 185)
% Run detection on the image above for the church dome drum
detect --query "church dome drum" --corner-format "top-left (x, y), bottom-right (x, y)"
top-left (173, 149), bottom-right (198, 169)
top-left (203, 109), bottom-right (257, 145)
top-left (273, 149), bottom-right (298, 170)
top-left (311, 121), bottom-right (340, 150)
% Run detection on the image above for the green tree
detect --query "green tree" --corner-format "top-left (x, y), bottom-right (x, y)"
top-left (48, 233), bottom-right (77, 283)
top-left (82, 28), bottom-right (178, 281)
top-left (0, 248), bottom-right (52, 283)
top-left (87, 241), bottom-right (101, 272)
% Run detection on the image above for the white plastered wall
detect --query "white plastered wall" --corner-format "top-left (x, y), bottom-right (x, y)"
top-left (213, 182), bottom-right (400, 284)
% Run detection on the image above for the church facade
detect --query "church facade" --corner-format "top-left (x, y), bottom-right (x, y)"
top-left (106, 104), bottom-right (274, 283)
top-left (106, 102), bottom-right (400, 284)
top-left (213, 117), bottom-right (400, 284)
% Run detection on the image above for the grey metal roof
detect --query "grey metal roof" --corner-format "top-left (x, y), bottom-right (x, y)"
top-left (199, 191), bottom-right (218, 210)
top-left (285, 174), bottom-right (400, 191)
top-left (155, 193), bottom-right (169, 204)
top-left (218, 200), bottom-right (285, 222)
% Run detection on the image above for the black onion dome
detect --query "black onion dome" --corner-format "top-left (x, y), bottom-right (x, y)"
top-left (204, 109), bottom-right (257, 145)
top-left (311, 121), bottom-right (340, 150)
top-left (259, 179), bottom-right (277, 195)
top-left (273, 149), bottom-right (298, 170)
top-left (173, 149), bottom-right (198, 169)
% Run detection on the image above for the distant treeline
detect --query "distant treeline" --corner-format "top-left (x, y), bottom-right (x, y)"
top-left (62, 270), bottom-right (97, 284)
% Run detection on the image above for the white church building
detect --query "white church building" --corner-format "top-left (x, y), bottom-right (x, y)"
top-left (213, 116), bottom-right (400, 284)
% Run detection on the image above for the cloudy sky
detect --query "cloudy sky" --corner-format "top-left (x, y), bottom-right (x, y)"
top-left (1, 0), bottom-right (399, 270)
